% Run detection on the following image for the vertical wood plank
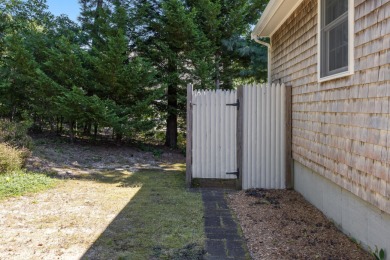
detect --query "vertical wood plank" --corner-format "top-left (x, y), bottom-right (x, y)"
top-left (285, 85), bottom-right (293, 189)
top-left (251, 85), bottom-right (257, 188)
top-left (280, 85), bottom-right (286, 188)
top-left (256, 84), bottom-right (262, 188)
top-left (186, 84), bottom-right (193, 187)
top-left (210, 91), bottom-right (216, 178)
top-left (205, 91), bottom-right (211, 178)
top-left (247, 86), bottom-right (253, 188)
top-left (276, 84), bottom-right (281, 188)
top-left (226, 91), bottom-right (230, 179)
top-left (192, 91), bottom-right (198, 178)
top-left (220, 91), bottom-right (226, 178)
top-left (237, 86), bottom-right (244, 190)
top-left (271, 84), bottom-right (276, 188)
top-left (200, 92), bottom-right (206, 178)
top-left (261, 84), bottom-right (266, 186)
top-left (266, 84), bottom-right (271, 188)
top-left (226, 91), bottom-right (231, 177)
top-left (232, 90), bottom-right (238, 179)
top-left (215, 90), bottom-right (221, 178)
top-left (244, 87), bottom-right (249, 187)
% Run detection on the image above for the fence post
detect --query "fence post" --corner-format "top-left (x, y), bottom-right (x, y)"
top-left (236, 86), bottom-right (244, 190)
top-left (186, 84), bottom-right (193, 188)
top-left (284, 85), bottom-right (293, 189)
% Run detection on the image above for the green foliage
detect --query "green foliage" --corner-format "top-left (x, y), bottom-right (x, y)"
top-left (0, 143), bottom-right (24, 173)
top-left (130, 0), bottom-right (269, 146)
top-left (188, 0), bottom-right (269, 88)
top-left (0, 171), bottom-right (57, 199)
top-left (372, 246), bottom-right (385, 260)
top-left (130, 0), bottom-right (215, 147)
top-left (0, 0), bottom-right (269, 145)
top-left (55, 86), bottom-right (90, 123)
top-left (77, 0), bottom-right (162, 140)
top-left (139, 144), bottom-right (163, 158)
top-left (0, 0), bottom-right (161, 142)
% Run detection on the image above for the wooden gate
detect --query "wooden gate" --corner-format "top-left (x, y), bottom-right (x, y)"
top-left (186, 84), bottom-right (292, 189)
top-left (190, 89), bottom-right (238, 180)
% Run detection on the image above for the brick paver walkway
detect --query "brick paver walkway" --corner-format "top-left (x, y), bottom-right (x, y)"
top-left (200, 189), bottom-right (250, 260)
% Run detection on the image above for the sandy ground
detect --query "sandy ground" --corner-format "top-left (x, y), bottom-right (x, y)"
top-left (0, 179), bottom-right (140, 259)
top-left (0, 137), bottom-right (184, 260)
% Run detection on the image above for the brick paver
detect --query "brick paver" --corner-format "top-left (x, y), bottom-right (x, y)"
top-left (200, 189), bottom-right (250, 260)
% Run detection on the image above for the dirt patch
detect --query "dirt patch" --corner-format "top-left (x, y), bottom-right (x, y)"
top-left (26, 137), bottom-right (184, 176)
top-left (0, 137), bottom-right (188, 260)
top-left (228, 189), bottom-right (373, 260)
top-left (0, 179), bottom-right (140, 259)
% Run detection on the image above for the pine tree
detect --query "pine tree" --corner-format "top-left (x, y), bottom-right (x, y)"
top-left (79, 0), bottom-right (160, 141)
top-left (130, 0), bottom-right (211, 147)
top-left (0, 0), bottom-right (53, 121)
top-left (188, 0), bottom-right (269, 88)
top-left (0, 0), bottom-right (269, 144)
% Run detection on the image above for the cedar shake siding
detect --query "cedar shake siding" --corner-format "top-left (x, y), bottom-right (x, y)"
top-left (271, 0), bottom-right (390, 214)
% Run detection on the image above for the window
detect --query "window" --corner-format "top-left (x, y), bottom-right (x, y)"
top-left (318, 0), bottom-right (354, 81)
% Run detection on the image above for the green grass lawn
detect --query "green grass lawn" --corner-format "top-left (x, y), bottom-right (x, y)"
top-left (0, 171), bottom-right (57, 200)
top-left (82, 164), bottom-right (205, 260)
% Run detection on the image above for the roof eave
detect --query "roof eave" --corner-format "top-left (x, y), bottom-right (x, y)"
top-left (251, 0), bottom-right (305, 39)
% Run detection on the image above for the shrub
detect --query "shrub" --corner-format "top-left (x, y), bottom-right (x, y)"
top-left (0, 143), bottom-right (24, 173)
top-left (0, 119), bottom-right (33, 149)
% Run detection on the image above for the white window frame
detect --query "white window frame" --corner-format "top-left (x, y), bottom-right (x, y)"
top-left (318, 0), bottom-right (354, 82)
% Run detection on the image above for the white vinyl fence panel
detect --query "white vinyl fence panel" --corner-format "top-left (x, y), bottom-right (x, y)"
top-left (241, 83), bottom-right (286, 189)
top-left (192, 90), bottom-right (237, 179)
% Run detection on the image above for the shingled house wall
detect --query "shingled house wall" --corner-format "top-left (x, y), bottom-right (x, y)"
top-left (271, 0), bottom-right (390, 214)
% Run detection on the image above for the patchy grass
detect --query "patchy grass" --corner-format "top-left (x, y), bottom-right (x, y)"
top-left (0, 164), bottom-right (205, 259)
top-left (0, 171), bottom-right (57, 200)
top-left (83, 165), bottom-right (205, 259)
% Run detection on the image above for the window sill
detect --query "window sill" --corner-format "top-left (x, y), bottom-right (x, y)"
top-left (318, 70), bottom-right (354, 83)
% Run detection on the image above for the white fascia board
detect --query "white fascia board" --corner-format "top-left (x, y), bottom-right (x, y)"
top-left (251, 0), bottom-right (305, 38)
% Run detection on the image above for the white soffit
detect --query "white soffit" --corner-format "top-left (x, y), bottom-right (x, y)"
top-left (251, 0), bottom-right (305, 38)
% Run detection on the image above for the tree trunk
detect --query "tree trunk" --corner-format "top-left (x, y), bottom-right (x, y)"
top-left (56, 117), bottom-right (60, 134)
top-left (59, 117), bottom-right (63, 134)
top-left (83, 122), bottom-right (88, 135)
top-left (83, 122), bottom-right (92, 136)
top-left (94, 123), bottom-right (98, 139)
top-left (49, 118), bottom-right (55, 132)
top-left (165, 64), bottom-right (178, 148)
top-left (115, 133), bottom-right (122, 144)
top-left (91, 0), bottom-right (104, 48)
top-left (215, 53), bottom-right (220, 89)
top-left (165, 111), bottom-right (177, 148)
top-left (69, 120), bottom-right (75, 143)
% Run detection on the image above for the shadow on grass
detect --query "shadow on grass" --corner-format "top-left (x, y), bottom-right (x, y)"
top-left (79, 166), bottom-right (205, 260)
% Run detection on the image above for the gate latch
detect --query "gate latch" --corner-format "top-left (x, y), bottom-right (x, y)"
top-left (226, 99), bottom-right (240, 110)
top-left (226, 168), bottom-right (239, 179)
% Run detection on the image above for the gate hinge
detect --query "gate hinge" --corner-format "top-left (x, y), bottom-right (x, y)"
top-left (226, 168), bottom-right (239, 179)
top-left (226, 99), bottom-right (240, 110)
